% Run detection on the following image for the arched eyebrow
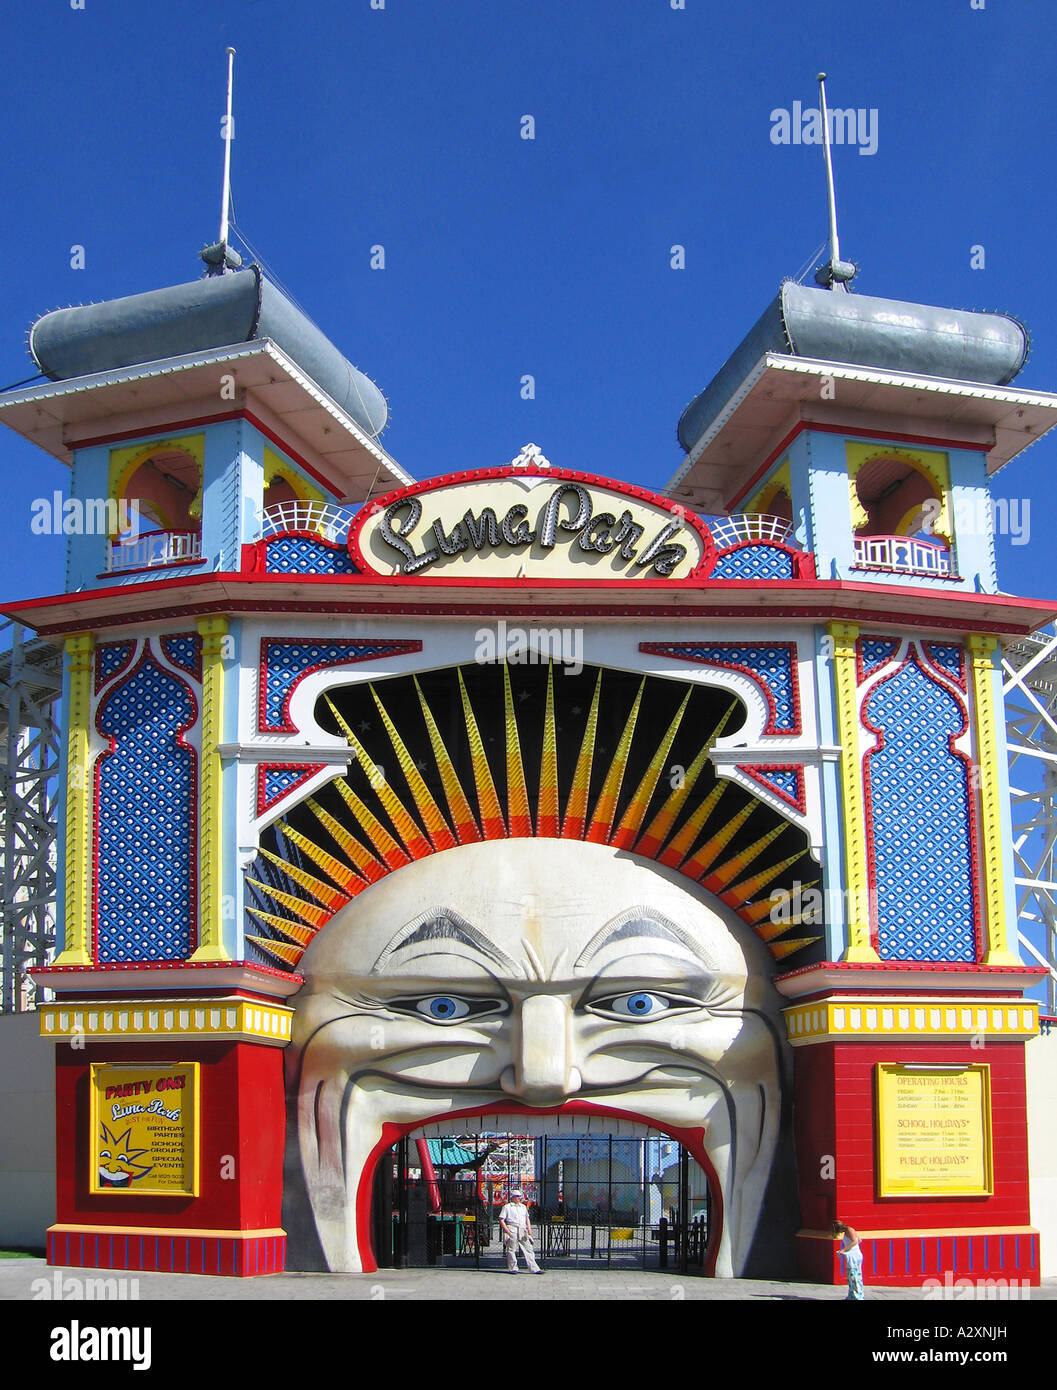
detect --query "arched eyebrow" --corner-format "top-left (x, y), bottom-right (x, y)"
top-left (574, 906), bottom-right (719, 970)
top-left (372, 907), bottom-right (519, 975)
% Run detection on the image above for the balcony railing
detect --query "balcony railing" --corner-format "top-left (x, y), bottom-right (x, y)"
top-left (706, 514), bottom-right (796, 549)
top-left (257, 501), bottom-right (355, 545)
top-left (852, 534), bottom-right (952, 577)
top-left (105, 529), bottom-right (202, 573)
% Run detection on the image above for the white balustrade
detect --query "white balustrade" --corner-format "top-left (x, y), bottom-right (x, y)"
top-left (852, 534), bottom-right (952, 577)
top-left (105, 530), bottom-right (202, 573)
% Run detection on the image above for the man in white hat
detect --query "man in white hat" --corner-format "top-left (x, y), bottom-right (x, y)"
top-left (498, 1191), bottom-right (542, 1274)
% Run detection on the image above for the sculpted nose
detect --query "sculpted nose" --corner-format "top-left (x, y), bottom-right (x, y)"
top-left (501, 995), bottom-right (581, 1106)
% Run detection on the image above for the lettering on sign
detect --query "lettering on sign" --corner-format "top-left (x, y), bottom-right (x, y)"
top-left (875, 1064), bottom-right (993, 1198)
top-left (351, 469), bottom-right (711, 581)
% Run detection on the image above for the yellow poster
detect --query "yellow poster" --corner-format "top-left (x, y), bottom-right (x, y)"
top-left (875, 1064), bottom-right (992, 1198)
top-left (89, 1062), bottom-right (200, 1196)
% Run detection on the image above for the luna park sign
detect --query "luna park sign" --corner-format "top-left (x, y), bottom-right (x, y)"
top-left (350, 468), bottom-right (711, 581)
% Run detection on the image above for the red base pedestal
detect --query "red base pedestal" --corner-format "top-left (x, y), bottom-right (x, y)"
top-left (51, 1032), bottom-right (287, 1278)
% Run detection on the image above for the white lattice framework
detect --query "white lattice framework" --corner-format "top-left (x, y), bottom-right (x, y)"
top-left (1003, 625), bottom-right (1057, 1014)
top-left (0, 623), bottom-right (62, 1012)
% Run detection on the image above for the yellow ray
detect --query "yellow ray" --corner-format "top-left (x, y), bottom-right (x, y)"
top-left (769, 935), bottom-right (821, 961)
top-left (754, 910), bottom-right (821, 942)
top-left (260, 844), bottom-right (349, 909)
top-left (245, 907), bottom-right (318, 948)
top-left (678, 799), bottom-right (756, 879)
top-left (371, 684), bottom-right (457, 851)
top-left (720, 848), bottom-right (810, 906)
top-left (658, 780), bottom-right (729, 869)
top-left (331, 780), bottom-right (411, 870)
top-left (414, 677), bottom-right (481, 843)
top-left (586, 679), bottom-right (645, 843)
top-left (326, 695), bottom-right (432, 859)
top-left (247, 934), bottom-right (305, 969)
top-left (610, 687), bottom-right (691, 850)
top-left (246, 880), bottom-right (332, 928)
top-left (458, 670), bottom-right (505, 837)
top-left (537, 664), bottom-right (559, 837)
top-left (305, 797), bottom-right (386, 882)
top-left (504, 665), bottom-right (533, 837)
top-left (634, 703), bottom-right (737, 859)
top-left (562, 669), bottom-right (603, 839)
top-left (702, 822), bottom-right (790, 894)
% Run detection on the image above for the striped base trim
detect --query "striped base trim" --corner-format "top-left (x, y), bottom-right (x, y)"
top-left (796, 1229), bottom-right (1040, 1287)
top-left (46, 1225), bottom-right (286, 1278)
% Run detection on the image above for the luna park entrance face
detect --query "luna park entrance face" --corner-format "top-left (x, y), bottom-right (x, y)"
top-left (371, 1125), bottom-right (712, 1273)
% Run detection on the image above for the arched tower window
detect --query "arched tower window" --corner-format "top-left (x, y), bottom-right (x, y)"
top-left (106, 434), bottom-right (204, 572)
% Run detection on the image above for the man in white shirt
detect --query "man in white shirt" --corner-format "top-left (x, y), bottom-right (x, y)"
top-left (498, 1191), bottom-right (543, 1274)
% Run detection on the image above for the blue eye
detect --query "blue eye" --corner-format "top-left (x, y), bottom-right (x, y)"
top-left (604, 992), bottom-right (671, 1018)
top-left (415, 996), bottom-right (471, 1021)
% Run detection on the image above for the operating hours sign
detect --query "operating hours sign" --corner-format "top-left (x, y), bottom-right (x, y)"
top-left (875, 1064), bottom-right (993, 1198)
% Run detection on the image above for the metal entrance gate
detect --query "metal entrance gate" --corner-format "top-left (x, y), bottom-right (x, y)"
top-left (373, 1130), bottom-right (711, 1273)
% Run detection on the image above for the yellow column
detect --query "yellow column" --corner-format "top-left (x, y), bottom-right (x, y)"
top-left (54, 632), bottom-right (94, 965)
top-left (190, 616), bottom-right (230, 962)
top-left (967, 634), bottom-right (1019, 964)
top-left (828, 622), bottom-right (880, 963)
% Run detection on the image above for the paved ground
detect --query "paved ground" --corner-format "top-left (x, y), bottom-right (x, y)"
top-left (1, 1256), bottom-right (1054, 1300)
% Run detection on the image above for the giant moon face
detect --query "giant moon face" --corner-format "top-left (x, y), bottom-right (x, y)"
top-left (285, 838), bottom-right (788, 1276)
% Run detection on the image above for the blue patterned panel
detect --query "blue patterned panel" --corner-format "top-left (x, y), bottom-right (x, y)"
top-left (95, 641), bottom-right (135, 691)
top-left (922, 642), bottom-right (965, 688)
top-left (95, 656), bottom-right (196, 962)
top-left (863, 659), bottom-right (976, 961)
top-left (860, 638), bottom-right (899, 680)
top-left (259, 639), bottom-right (422, 732)
top-left (265, 536), bottom-right (358, 575)
top-left (742, 765), bottom-right (804, 811)
top-left (641, 642), bottom-right (798, 734)
top-left (160, 633), bottom-right (202, 681)
top-left (711, 544), bottom-right (795, 580)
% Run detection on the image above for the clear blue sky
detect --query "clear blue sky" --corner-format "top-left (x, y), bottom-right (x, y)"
top-left (1, 0), bottom-right (1055, 601)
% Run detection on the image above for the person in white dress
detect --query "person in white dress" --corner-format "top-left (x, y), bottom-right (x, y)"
top-left (833, 1220), bottom-right (864, 1300)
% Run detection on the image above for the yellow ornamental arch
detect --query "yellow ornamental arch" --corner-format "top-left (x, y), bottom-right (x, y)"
top-left (108, 434), bottom-right (206, 536)
top-left (846, 442), bottom-right (953, 544)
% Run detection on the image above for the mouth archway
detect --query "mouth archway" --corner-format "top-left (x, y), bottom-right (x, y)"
top-left (359, 1101), bottom-right (724, 1276)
